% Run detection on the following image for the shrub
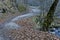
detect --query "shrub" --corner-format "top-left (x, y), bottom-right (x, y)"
top-left (18, 5), bottom-right (26, 12)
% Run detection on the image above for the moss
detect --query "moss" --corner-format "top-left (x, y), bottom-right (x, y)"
top-left (18, 5), bottom-right (26, 12)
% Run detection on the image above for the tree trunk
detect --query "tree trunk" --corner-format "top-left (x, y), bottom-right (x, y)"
top-left (42, 0), bottom-right (59, 31)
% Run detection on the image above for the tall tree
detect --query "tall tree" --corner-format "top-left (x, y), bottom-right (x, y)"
top-left (41, 0), bottom-right (59, 31)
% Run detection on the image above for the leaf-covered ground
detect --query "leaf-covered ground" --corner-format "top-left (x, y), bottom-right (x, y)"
top-left (0, 0), bottom-right (60, 40)
top-left (4, 17), bottom-right (60, 40)
top-left (5, 26), bottom-right (60, 40)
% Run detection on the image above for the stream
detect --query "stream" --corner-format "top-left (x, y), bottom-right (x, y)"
top-left (0, 0), bottom-right (60, 39)
top-left (3, 6), bottom-right (60, 37)
top-left (3, 0), bottom-right (60, 36)
top-left (0, 6), bottom-right (42, 40)
top-left (4, 6), bottom-right (41, 30)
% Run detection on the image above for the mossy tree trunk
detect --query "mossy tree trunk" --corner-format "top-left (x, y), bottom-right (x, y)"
top-left (42, 0), bottom-right (59, 31)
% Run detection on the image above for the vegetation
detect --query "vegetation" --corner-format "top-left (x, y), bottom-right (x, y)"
top-left (18, 5), bottom-right (26, 12)
top-left (35, 0), bottom-right (59, 31)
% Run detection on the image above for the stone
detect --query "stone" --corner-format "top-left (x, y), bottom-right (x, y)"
top-left (4, 22), bottom-right (20, 30)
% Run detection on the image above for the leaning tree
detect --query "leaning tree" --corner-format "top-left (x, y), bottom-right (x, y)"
top-left (35, 0), bottom-right (59, 31)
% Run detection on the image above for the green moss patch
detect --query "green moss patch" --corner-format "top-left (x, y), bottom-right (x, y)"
top-left (18, 5), bottom-right (26, 12)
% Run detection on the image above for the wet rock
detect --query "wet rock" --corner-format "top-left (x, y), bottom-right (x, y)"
top-left (0, 36), bottom-right (4, 40)
top-left (0, 36), bottom-right (11, 40)
top-left (4, 22), bottom-right (20, 30)
top-left (49, 27), bottom-right (60, 37)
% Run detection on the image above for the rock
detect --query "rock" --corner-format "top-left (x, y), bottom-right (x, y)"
top-left (0, 36), bottom-right (4, 40)
top-left (4, 22), bottom-right (20, 30)
top-left (0, 36), bottom-right (11, 40)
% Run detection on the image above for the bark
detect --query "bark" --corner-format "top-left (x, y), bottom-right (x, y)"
top-left (42, 0), bottom-right (59, 31)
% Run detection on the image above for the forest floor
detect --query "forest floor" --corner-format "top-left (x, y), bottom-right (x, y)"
top-left (0, 12), bottom-right (26, 24)
top-left (5, 19), bottom-right (60, 40)
top-left (0, 1), bottom-right (60, 39)
top-left (0, 12), bottom-right (60, 40)
top-left (5, 17), bottom-right (60, 40)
